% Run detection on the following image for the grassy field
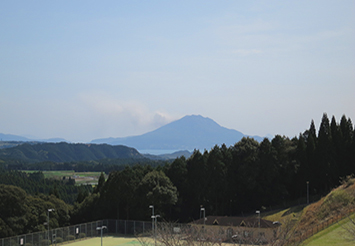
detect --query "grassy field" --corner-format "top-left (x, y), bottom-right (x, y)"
top-left (23, 170), bottom-right (105, 185)
top-left (302, 215), bottom-right (355, 246)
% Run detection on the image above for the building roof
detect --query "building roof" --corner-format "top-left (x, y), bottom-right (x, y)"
top-left (192, 216), bottom-right (280, 229)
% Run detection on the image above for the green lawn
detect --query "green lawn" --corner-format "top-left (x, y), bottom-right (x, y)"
top-left (302, 216), bottom-right (355, 246)
top-left (63, 236), bottom-right (148, 246)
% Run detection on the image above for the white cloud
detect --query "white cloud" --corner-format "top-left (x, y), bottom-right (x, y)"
top-left (78, 91), bottom-right (178, 139)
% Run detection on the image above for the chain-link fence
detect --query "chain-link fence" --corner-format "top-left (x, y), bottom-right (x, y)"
top-left (293, 207), bottom-right (355, 244)
top-left (0, 220), bottom-right (153, 246)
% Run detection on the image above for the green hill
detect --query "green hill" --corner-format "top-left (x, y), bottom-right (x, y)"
top-left (303, 214), bottom-right (355, 246)
top-left (0, 142), bottom-right (144, 163)
top-left (262, 176), bottom-right (355, 245)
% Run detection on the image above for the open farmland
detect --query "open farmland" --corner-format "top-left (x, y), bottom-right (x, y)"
top-left (24, 170), bottom-right (105, 185)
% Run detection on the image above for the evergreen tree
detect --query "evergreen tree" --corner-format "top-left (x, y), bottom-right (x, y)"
top-left (94, 172), bottom-right (105, 194)
top-left (316, 113), bottom-right (333, 192)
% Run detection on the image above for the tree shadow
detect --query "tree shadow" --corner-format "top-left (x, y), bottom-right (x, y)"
top-left (281, 205), bottom-right (306, 217)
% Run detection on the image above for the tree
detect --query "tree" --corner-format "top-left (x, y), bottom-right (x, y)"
top-left (94, 172), bottom-right (105, 194)
top-left (165, 157), bottom-right (188, 220)
top-left (0, 185), bottom-right (72, 237)
top-left (258, 138), bottom-right (283, 206)
top-left (185, 149), bottom-right (208, 219)
top-left (111, 166), bottom-right (142, 219)
top-left (317, 113), bottom-right (333, 192)
top-left (231, 137), bottom-right (260, 211)
top-left (138, 170), bottom-right (178, 216)
top-left (339, 115), bottom-right (354, 175)
top-left (205, 145), bottom-right (226, 215)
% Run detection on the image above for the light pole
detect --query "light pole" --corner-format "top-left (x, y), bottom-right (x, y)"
top-left (200, 207), bottom-right (205, 227)
top-left (47, 208), bottom-right (54, 246)
top-left (307, 181), bottom-right (309, 204)
top-left (151, 215), bottom-right (160, 246)
top-left (256, 210), bottom-right (260, 245)
top-left (149, 205), bottom-right (155, 232)
top-left (96, 226), bottom-right (107, 246)
top-left (155, 215), bottom-right (160, 235)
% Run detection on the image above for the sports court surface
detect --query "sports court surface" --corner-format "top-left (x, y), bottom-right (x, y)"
top-left (64, 236), bottom-right (243, 246)
top-left (64, 236), bottom-right (147, 246)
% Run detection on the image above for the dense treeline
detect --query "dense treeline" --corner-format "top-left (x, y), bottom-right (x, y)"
top-left (70, 165), bottom-right (178, 224)
top-left (3, 158), bottom-right (167, 174)
top-left (72, 114), bottom-right (354, 223)
top-left (0, 185), bottom-right (71, 238)
top-left (0, 168), bottom-right (92, 204)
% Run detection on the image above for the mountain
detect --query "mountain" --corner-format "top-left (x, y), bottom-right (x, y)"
top-left (91, 115), bottom-right (264, 151)
top-left (143, 150), bottom-right (192, 160)
top-left (0, 142), bottom-right (143, 163)
top-left (0, 133), bottom-right (67, 143)
top-left (0, 133), bottom-right (31, 142)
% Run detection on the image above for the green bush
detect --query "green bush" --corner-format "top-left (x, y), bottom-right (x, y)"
top-left (65, 235), bottom-right (75, 242)
top-left (55, 237), bottom-right (63, 244)
top-left (24, 243), bottom-right (32, 246)
top-left (78, 233), bottom-right (86, 239)
top-left (40, 240), bottom-right (50, 246)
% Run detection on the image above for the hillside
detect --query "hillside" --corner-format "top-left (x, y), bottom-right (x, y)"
top-left (91, 115), bottom-right (264, 151)
top-left (262, 176), bottom-right (355, 245)
top-left (0, 142), bottom-right (144, 163)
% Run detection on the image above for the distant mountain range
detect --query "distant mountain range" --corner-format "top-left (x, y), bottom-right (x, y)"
top-left (0, 142), bottom-right (143, 163)
top-left (0, 133), bottom-right (66, 143)
top-left (91, 115), bottom-right (264, 151)
top-left (1, 115), bottom-right (265, 154)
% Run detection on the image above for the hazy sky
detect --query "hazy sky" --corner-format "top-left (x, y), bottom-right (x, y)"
top-left (1, 1), bottom-right (354, 143)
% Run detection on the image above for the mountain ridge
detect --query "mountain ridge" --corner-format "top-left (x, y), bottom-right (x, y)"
top-left (0, 133), bottom-right (67, 143)
top-left (91, 115), bottom-right (264, 151)
top-left (0, 142), bottom-right (144, 163)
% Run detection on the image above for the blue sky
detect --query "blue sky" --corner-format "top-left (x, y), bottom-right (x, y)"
top-left (1, 1), bottom-right (354, 142)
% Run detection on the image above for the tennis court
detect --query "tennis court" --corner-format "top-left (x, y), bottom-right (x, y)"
top-left (63, 236), bottom-right (151, 246)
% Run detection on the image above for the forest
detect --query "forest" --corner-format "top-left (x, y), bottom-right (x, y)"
top-left (0, 113), bottom-right (354, 238)
top-left (0, 169), bottom-right (92, 204)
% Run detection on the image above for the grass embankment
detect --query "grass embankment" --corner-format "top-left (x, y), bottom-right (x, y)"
top-left (302, 214), bottom-right (355, 246)
top-left (262, 177), bottom-right (355, 245)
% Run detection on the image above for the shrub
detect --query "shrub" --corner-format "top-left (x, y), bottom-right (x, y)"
top-left (65, 235), bottom-right (75, 242)
top-left (78, 233), bottom-right (86, 239)
top-left (55, 237), bottom-right (63, 244)
top-left (40, 240), bottom-right (50, 246)
top-left (340, 175), bottom-right (355, 188)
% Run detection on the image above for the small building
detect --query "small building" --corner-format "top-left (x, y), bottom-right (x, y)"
top-left (192, 216), bottom-right (280, 244)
